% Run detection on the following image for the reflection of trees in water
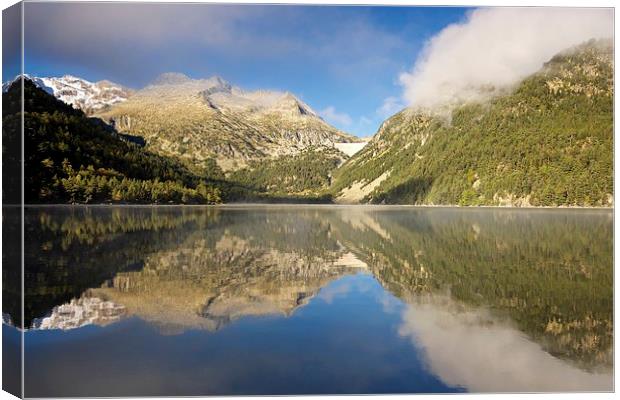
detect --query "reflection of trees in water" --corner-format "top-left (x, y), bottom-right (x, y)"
top-left (18, 207), bottom-right (221, 328)
top-left (17, 207), bottom-right (359, 331)
top-left (329, 208), bottom-right (612, 370)
top-left (3, 207), bottom-right (23, 329)
top-left (212, 208), bottom-right (343, 258)
top-left (33, 206), bottom-right (222, 247)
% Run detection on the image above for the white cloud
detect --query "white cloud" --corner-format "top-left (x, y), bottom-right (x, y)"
top-left (23, 3), bottom-right (409, 90)
top-left (400, 7), bottom-right (613, 109)
top-left (319, 106), bottom-right (353, 127)
top-left (377, 96), bottom-right (405, 118)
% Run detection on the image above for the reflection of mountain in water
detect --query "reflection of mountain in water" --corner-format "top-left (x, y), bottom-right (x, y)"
top-left (19, 207), bottom-right (366, 334)
top-left (32, 295), bottom-right (126, 331)
top-left (327, 208), bottom-right (613, 371)
top-left (89, 237), bottom-right (365, 334)
top-left (14, 206), bottom-right (612, 377)
top-left (17, 207), bottom-right (219, 328)
top-left (32, 245), bottom-right (365, 334)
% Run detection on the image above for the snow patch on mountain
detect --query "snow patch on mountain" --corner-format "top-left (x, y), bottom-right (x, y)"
top-left (3, 74), bottom-right (132, 114)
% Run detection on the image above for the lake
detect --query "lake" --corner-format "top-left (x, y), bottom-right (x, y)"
top-left (3, 205), bottom-right (613, 396)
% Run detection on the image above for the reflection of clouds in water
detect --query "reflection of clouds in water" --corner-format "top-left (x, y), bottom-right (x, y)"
top-left (318, 281), bottom-right (352, 304)
top-left (379, 292), bottom-right (401, 315)
top-left (398, 295), bottom-right (612, 393)
top-left (318, 273), bottom-right (376, 304)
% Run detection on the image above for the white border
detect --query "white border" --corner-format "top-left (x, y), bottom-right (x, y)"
top-left (0, 1), bottom-right (617, 400)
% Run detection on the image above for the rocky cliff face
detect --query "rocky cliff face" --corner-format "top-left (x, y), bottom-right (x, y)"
top-left (96, 73), bottom-right (359, 171)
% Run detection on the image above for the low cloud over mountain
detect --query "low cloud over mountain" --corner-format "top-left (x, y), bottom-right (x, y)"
top-left (399, 7), bottom-right (613, 109)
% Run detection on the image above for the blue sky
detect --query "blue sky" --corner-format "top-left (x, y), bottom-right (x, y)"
top-left (17, 3), bottom-right (470, 137)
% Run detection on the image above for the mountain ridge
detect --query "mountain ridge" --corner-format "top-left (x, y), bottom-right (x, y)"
top-left (4, 72), bottom-right (361, 173)
top-left (93, 72), bottom-right (359, 171)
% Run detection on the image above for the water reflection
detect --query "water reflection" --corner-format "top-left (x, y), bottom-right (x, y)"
top-left (398, 294), bottom-right (611, 392)
top-left (330, 207), bottom-right (613, 370)
top-left (45, 244), bottom-right (366, 334)
top-left (8, 206), bottom-right (613, 395)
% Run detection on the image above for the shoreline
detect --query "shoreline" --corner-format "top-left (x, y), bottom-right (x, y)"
top-left (11, 203), bottom-right (614, 210)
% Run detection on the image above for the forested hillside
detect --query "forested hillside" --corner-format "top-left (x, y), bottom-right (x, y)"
top-left (4, 79), bottom-right (222, 204)
top-left (229, 148), bottom-right (345, 200)
top-left (331, 39), bottom-right (613, 207)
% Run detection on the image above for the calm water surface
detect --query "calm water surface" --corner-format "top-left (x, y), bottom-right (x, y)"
top-left (3, 206), bottom-right (613, 396)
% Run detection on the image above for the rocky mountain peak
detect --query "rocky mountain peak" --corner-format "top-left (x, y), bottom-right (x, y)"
top-left (151, 72), bottom-right (193, 86)
top-left (207, 75), bottom-right (228, 86)
top-left (264, 92), bottom-right (316, 117)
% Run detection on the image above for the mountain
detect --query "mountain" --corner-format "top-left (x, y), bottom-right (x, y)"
top-left (331, 39), bottom-right (613, 207)
top-left (95, 72), bottom-right (360, 171)
top-left (3, 72), bottom-right (361, 199)
top-left (3, 78), bottom-right (222, 204)
top-left (3, 74), bottom-right (133, 114)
